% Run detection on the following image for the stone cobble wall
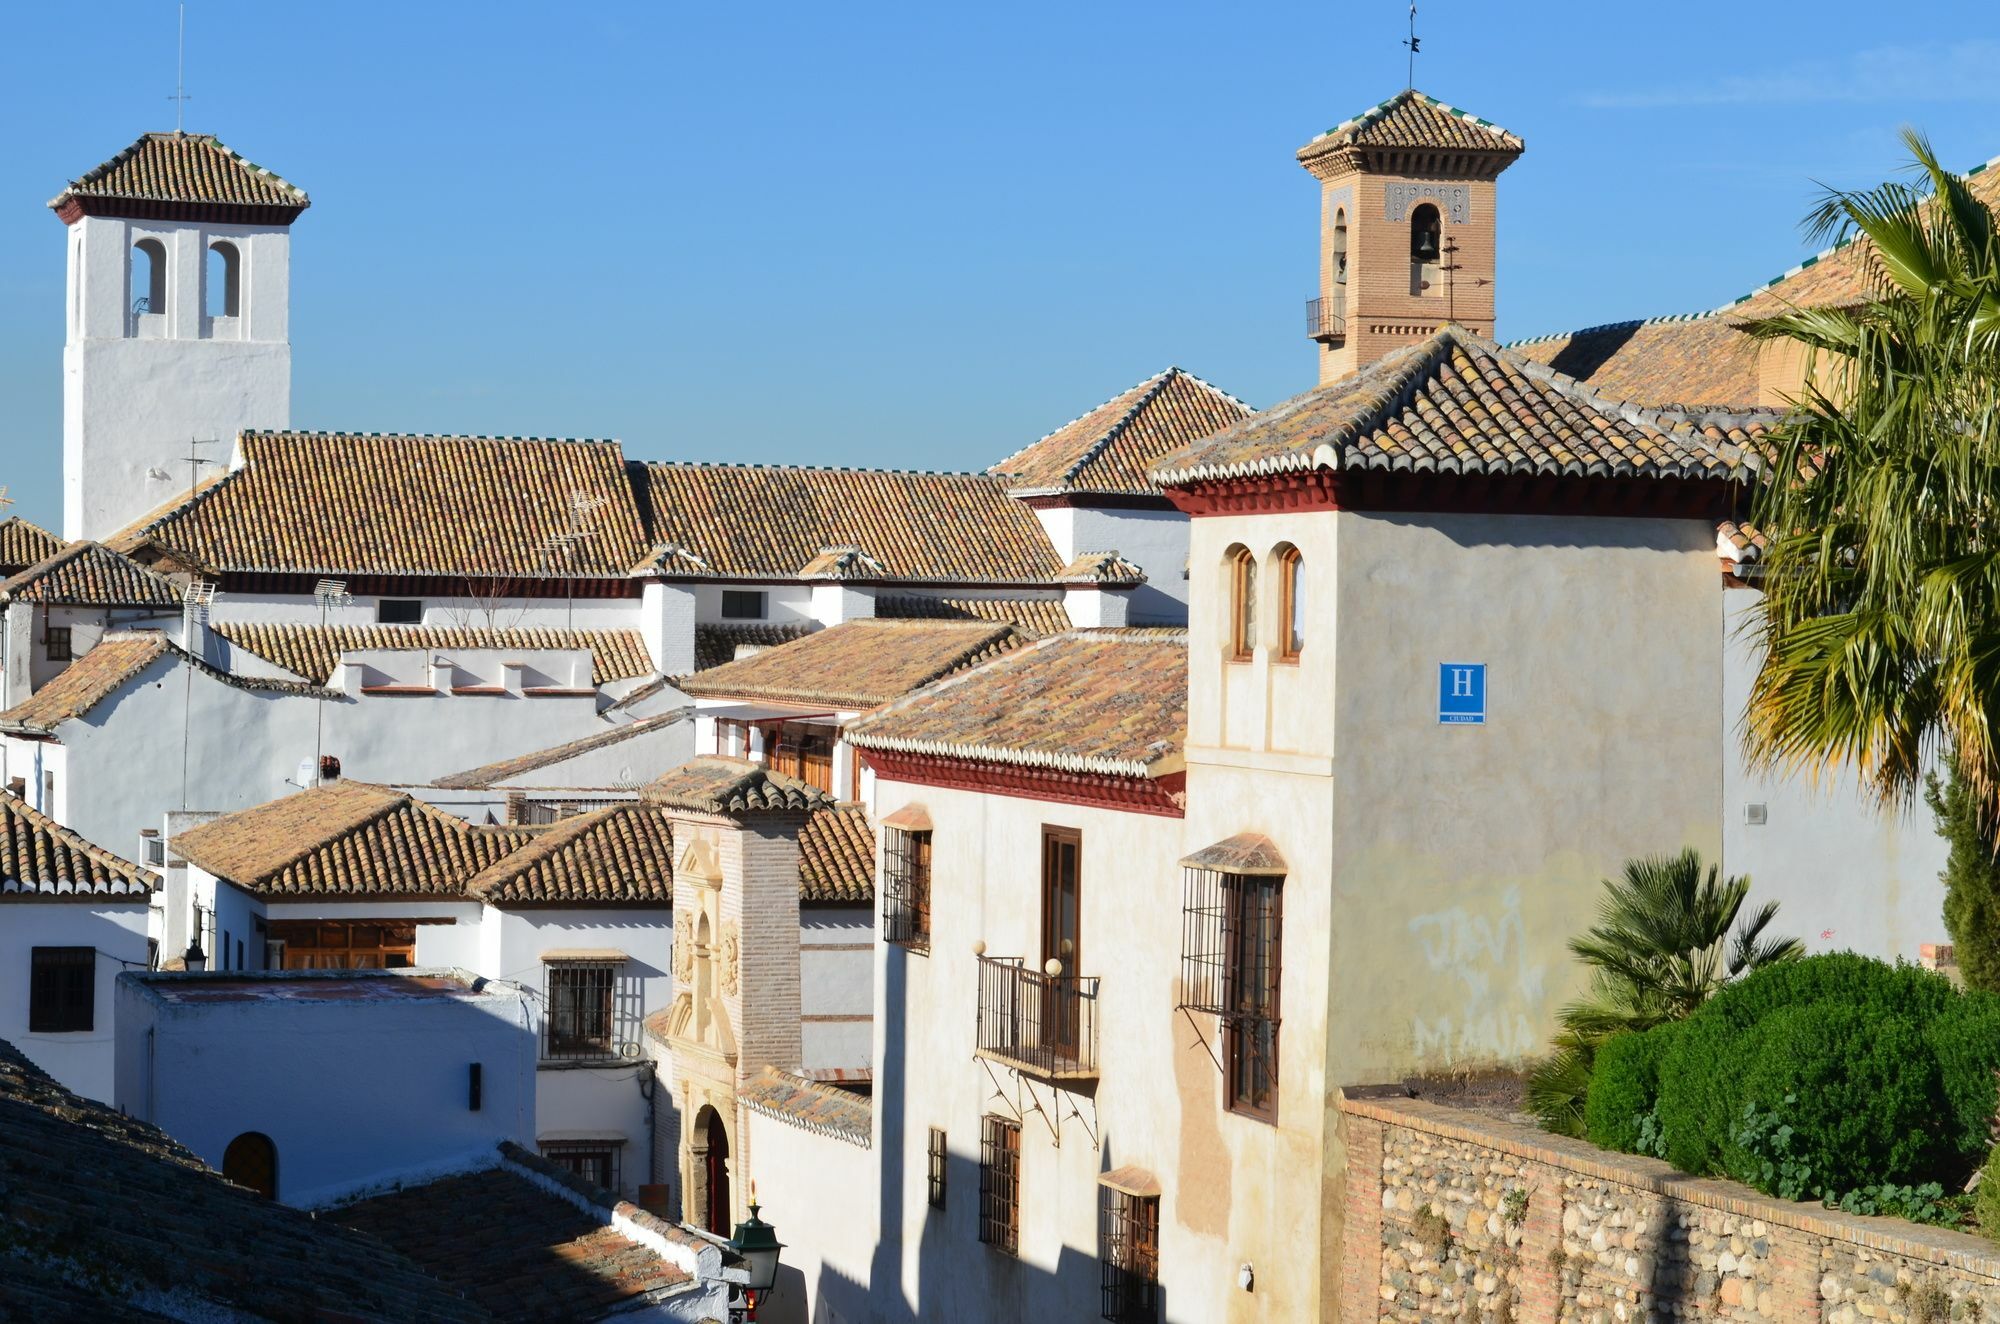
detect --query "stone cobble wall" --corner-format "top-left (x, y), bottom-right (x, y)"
top-left (1341, 1091), bottom-right (2000, 1323)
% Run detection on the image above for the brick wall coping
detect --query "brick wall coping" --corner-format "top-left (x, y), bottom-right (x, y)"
top-left (1340, 1087), bottom-right (2000, 1277)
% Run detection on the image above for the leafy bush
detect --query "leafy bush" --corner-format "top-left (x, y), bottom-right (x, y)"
top-left (1975, 1141), bottom-right (2000, 1240)
top-left (1931, 766), bottom-right (2000, 994)
top-left (1925, 990), bottom-right (2000, 1172)
top-left (1829, 1183), bottom-right (1967, 1229)
top-left (1692, 950), bottom-right (1952, 1032)
top-left (1655, 1008), bottom-right (1743, 1176)
top-left (1583, 1026), bottom-right (1678, 1153)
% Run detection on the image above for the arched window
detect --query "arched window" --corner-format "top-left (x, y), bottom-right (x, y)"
top-left (1332, 209), bottom-right (1348, 289)
top-left (222, 1132), bottom-right (278, 1198)
top-left (1275, 545), bottom-right (1304, 661)
top-left (131, 238), bottom-right (167, 316)
top-left (1226, 545), bottom-right (1256, 662)
top-left (206, 240), bottom-right (241, 318)
top-left (1410, 203), bottom-right (1441, 297)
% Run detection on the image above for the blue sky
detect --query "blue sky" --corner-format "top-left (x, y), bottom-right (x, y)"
top-left (3, 1), bottom-right (1997, 531)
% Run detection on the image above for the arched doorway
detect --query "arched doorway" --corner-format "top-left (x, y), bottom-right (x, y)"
top-left (691, 1105), bottom-right (731, 1233)
top-left (223, 1132), bottom-right (278, 1199)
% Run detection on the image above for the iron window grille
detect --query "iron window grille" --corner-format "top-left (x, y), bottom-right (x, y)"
top-left (978, 1115), bottom-right (1021, 1255)
top-left (540, 1141), bottom-right (621, 1193)
top-left (1178, 867), bottom-right (1283, 1120)
top-left (543, 960), bottom-right (637, 1061)
top-left (883, 828), bottom-right (932, 952)
top-left (29, 947), bottom-right (94, 1033)
top-left (927, 1127), bottom-right (947, 1209)
top-left (43, 626), bottom-right (72, 662)
top-left (1100, 1187), bottom-right (1161, 1323)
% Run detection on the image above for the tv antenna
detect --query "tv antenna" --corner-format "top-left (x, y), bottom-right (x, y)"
top-left (178, 581), bottom-right (219, 811)
top-left (0, 487), bottom-right (13, 517)
top-left (168, 4), bottom-right (191, 133)
top-left (1402, 4), bottom-right (1420, 89)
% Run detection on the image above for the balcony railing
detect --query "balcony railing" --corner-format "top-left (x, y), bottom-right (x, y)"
top-left (974, 953), bottom-right (1099, 1080)
top-left (1305, 296), bottom-right (1346, 343)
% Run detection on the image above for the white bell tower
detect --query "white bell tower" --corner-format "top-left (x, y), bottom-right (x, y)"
top-left (53, 133), bottom-right (308, 541)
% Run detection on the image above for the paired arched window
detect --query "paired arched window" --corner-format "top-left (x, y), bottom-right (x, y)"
top-left (1226, 545), bottom-right (1256, 662)
top-left (206, 241), bottom-right (241, 318)
top-left (1332, 208), bottom-right (1348, 289)
top-left (131, 238), bottom-right (167, 316)
top-left (1275, 545), bottom-right (1304, 661)
top-left (1410, 203), bottom-right (1441, 297)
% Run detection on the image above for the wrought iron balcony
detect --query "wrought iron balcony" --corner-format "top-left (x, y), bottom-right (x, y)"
top-left (974, 953), bottom-right (1099, 1081)
top-left (1306, 296), bottom-right (1346, 343)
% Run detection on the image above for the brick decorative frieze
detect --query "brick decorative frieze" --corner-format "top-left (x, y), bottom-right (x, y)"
top-left (1384, 182), bottom-right (1470, 223)
top-left (1338, 1092), bottom-right (2000, 1322)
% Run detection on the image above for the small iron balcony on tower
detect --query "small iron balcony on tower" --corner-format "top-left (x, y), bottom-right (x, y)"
top-left (1306, 297), bottom-right (1345, 344)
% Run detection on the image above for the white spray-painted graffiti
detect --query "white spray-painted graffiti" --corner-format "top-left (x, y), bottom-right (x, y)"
top-left (1407, 885), bottom-right (1547, 1065)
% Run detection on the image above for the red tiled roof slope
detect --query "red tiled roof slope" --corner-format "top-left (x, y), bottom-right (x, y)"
top-left (877, 595), bottom-right (1071, 636)
top-left (466, 803), bottom-right (674, 905)
top-left (798, 805), bottom-right (873, 903)
top-left (216, 621), bottom-right (654, 684)
top-left (679, 618), bottom-right (1025, 709)
top-left (991, 368), bottom-right (1253, 497)
top-left (0, 517), bottom-right (63, 573)
top-left (1510, 317), bottom-right (1761, 410)
top-left (51, 132), bottom-right (309, 217)
top-left (0, 792), bottom-right (156, 899)
top-left (0, 541), bottom-right (182, 608)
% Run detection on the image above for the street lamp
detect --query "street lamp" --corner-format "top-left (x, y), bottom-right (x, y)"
top-left (182, 938), bottom-right (207, 972)
top-left (726, 1194), bottom-right (784, 1321)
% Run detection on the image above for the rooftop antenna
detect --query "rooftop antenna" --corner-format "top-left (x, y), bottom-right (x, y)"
top-left (0, 487), bottom-right (13, 517)
top-left (168, 4), bottom-right (191, 134)
top-left (311, 579), bottom-right (352, 778)
top-left (178, 581), bottom-right (218, 811)
top-left (1402, 3), bottom-right (1420, 90)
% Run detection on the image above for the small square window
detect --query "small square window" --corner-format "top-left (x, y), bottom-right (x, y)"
top-left (979, 1115), bottom-right (1020, 1254)
top-left (376, 599), bottom-right (423, 625)
top-left (720, 590), bottom-right (766, 621)
top-left (44, 626), bottom-right (72, 662)
top-left (927, 1127), bottom-right (947, 1209)
top-left (29, 947), bottom-right (94, 1033)
top-left (540, 1141), bottom-right (621, 1193)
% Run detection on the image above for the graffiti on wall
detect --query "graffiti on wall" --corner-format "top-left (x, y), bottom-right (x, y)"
top-left (1406, 884), bottom-right (1547, 1065)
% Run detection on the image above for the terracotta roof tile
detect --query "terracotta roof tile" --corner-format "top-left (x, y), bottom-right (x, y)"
top-left (50, 132), bottom-right (309, 219)
top-left (332, 1164), bottom-right (688, 1322)
top-left (216, 621), bottom-right (654, 685)
top-left (991, 368), bottom-right (1254, 497)
top-left (679, 618), bottom-right (1025, 709)
top-left (0, 517), bottom-right (63, 574)
top-left (1180, 832), bottom-right (1288, 876)
top-left (741, 1065), bottom-right (871, 1146)
top-left (0, 631), bottom-right (335, 735)
top-left (1055, 551), bottom-right (1147, 585)
top-left (876, 594), bottom-right (1071, 636)
top-left (1717, 520), bottom-right (1767, 564)
top-left (642, 756), bottom-right (834, 816)
top-left (639, 463), bottom-right (1063, 584)
top-left (466, 803), bottom-right (674, 906)
top-left (798, 805), bottom-right (874, 903)
top-left (0, 792), bottom-right (156, 899)
top-left (171, 782), bottom-right (532, 899)
top-left (135, 432), bottom-right (653, 579)
top-left (847, 630), bottom-right (1187, 777)
top-left (1298, 89), bottom-right (1524, 172)
top-left (432, 710), bottom-right (691, 789)
top-left (0, 1038), bottom-right (481, 1322)
top-left (690, 622), bottom-right (814, 674)
top-left (0, 540), bottom-right (182, 608)
top-left (1508, 315), bottom-right (1761, 410)
top-left (1152, 326), bottom-right (1770, 487)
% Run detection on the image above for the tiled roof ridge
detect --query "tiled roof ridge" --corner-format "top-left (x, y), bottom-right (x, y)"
top-left (1305, 88), bottom-right (1523, 151)
top-left (51, 130), bottom-right (309, 209)
top-left (160, 633), bottom-right (344, 699)
top-left (1502, 310), bottom-right (1720, 349)
top-left (430, 707), bottom-right (691, 789)
top-left (845, 629), bottom-right (1188, 778)
top-left (0, 789), bottom-right (158, 895)
top-left (243, 428), bottom-right (623, 447)
top-left (0, 538), bottom-right (181, 606)
top-left (462, 800), bottom-right (668, 902)
top-left (989, 367), bottom-right (1258, 496)
top-left (644, 458), bottom-right (997, 480)
top-left (120, 464), bottom-right (245, 552)
top-left (740, 1065), bottom-right (872, 1148)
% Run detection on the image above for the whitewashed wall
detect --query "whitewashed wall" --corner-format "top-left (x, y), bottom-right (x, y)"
top-left (0, 900), bottom-right (150, 1101)
top-left (799, 904), bottom-right (873, 1072)
top-left (1030, 502), bottom-right (1189, 623)
top-left (741, 1109), bottom-right (877, 1324)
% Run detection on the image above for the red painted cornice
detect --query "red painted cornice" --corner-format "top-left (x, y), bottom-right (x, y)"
top-left (1163, 468), bottom-right (1739, 521)
top-left (858, 749), bottom-right (1186, 818)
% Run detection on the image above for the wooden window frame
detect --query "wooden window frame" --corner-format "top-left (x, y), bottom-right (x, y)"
top-left (29, 947), bottom-right (94, 1033)
top-left (1100, 1185), bottom-right (1161, 1323)
top-left (1226, 547), bottom-right (1255, 662)
top-left (978, 1115), bottom-right (1021, 1254)
top-left (544, 960), bottom-right (622, 1060)
top-left (927, 1126), bottom-right (947, 1210)
top-left (43, 624), bottom-right (72, 663)
top-left (1276, 545), bottom-right (1303, 663)
top-left (1222, 873), bottom-right (1283, 1122)
top-left (883, 827), bottom-right (932, 953)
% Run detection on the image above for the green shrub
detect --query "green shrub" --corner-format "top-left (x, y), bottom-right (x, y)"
top-left (1694, 950), bottom-right (1953, 1032)
top-left (1932, 766), bottom-right (2000, 995)
top-left (1975, 1141), bottom-right (2000, 1243)
top-left (1656, 1008), bottom-right (1743, 1176)
top-left (1927, 990), bottom-right (2000, 1172)
top-left (1584, 1026), bottom-right (1678, 1153)
top-left (1719, 1003), bottom-right (1945, 1195)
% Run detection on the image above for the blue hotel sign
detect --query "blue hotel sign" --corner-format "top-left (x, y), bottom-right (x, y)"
top-left (1438, 663), bottom-right (1486, 725)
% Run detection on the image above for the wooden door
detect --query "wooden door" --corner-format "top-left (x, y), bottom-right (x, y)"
top-left (1040, 827), bottom-right (1081, 1057)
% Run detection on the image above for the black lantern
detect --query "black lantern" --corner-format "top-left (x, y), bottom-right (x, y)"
top-left (727, 1198), bottom-right (784, 1316)
top-left (182, 938), bottom-right (207, 972)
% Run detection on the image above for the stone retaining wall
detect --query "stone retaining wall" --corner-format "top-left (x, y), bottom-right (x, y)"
top-left (1339, 1089), bottom-right (2000, 1323)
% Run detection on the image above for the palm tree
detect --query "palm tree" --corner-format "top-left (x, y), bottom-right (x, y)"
top-left (1528, 850), bottom-right (1801, 1135)
top-left (1744, 130), bottom-right (2000, 820)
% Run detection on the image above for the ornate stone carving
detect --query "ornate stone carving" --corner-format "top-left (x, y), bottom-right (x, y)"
top-left (719, 921), bottom-right (741, 997)
top-left (673, 909), bottom-right (694, 984)
top-left (1385, 182), bottom-right (1469, 224)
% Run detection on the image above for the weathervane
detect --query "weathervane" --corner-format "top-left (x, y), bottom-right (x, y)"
top-left (167, 4), bottom-right (191, 133)
top-left (1402, 3), bottom-right (1420, 89)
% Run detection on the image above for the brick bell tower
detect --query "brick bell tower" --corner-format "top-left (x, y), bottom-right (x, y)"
top-left (1298, 90), bottom-right (1523, 384)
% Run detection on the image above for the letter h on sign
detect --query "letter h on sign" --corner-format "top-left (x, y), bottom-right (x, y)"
top-left (1438, 663), bottom-right (1486, 725)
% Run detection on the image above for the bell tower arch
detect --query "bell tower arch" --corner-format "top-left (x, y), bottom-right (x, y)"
top-left (52, 133), bottom-right (309, 540)
top-left (1298, 90), bottom-right (1522, 384)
